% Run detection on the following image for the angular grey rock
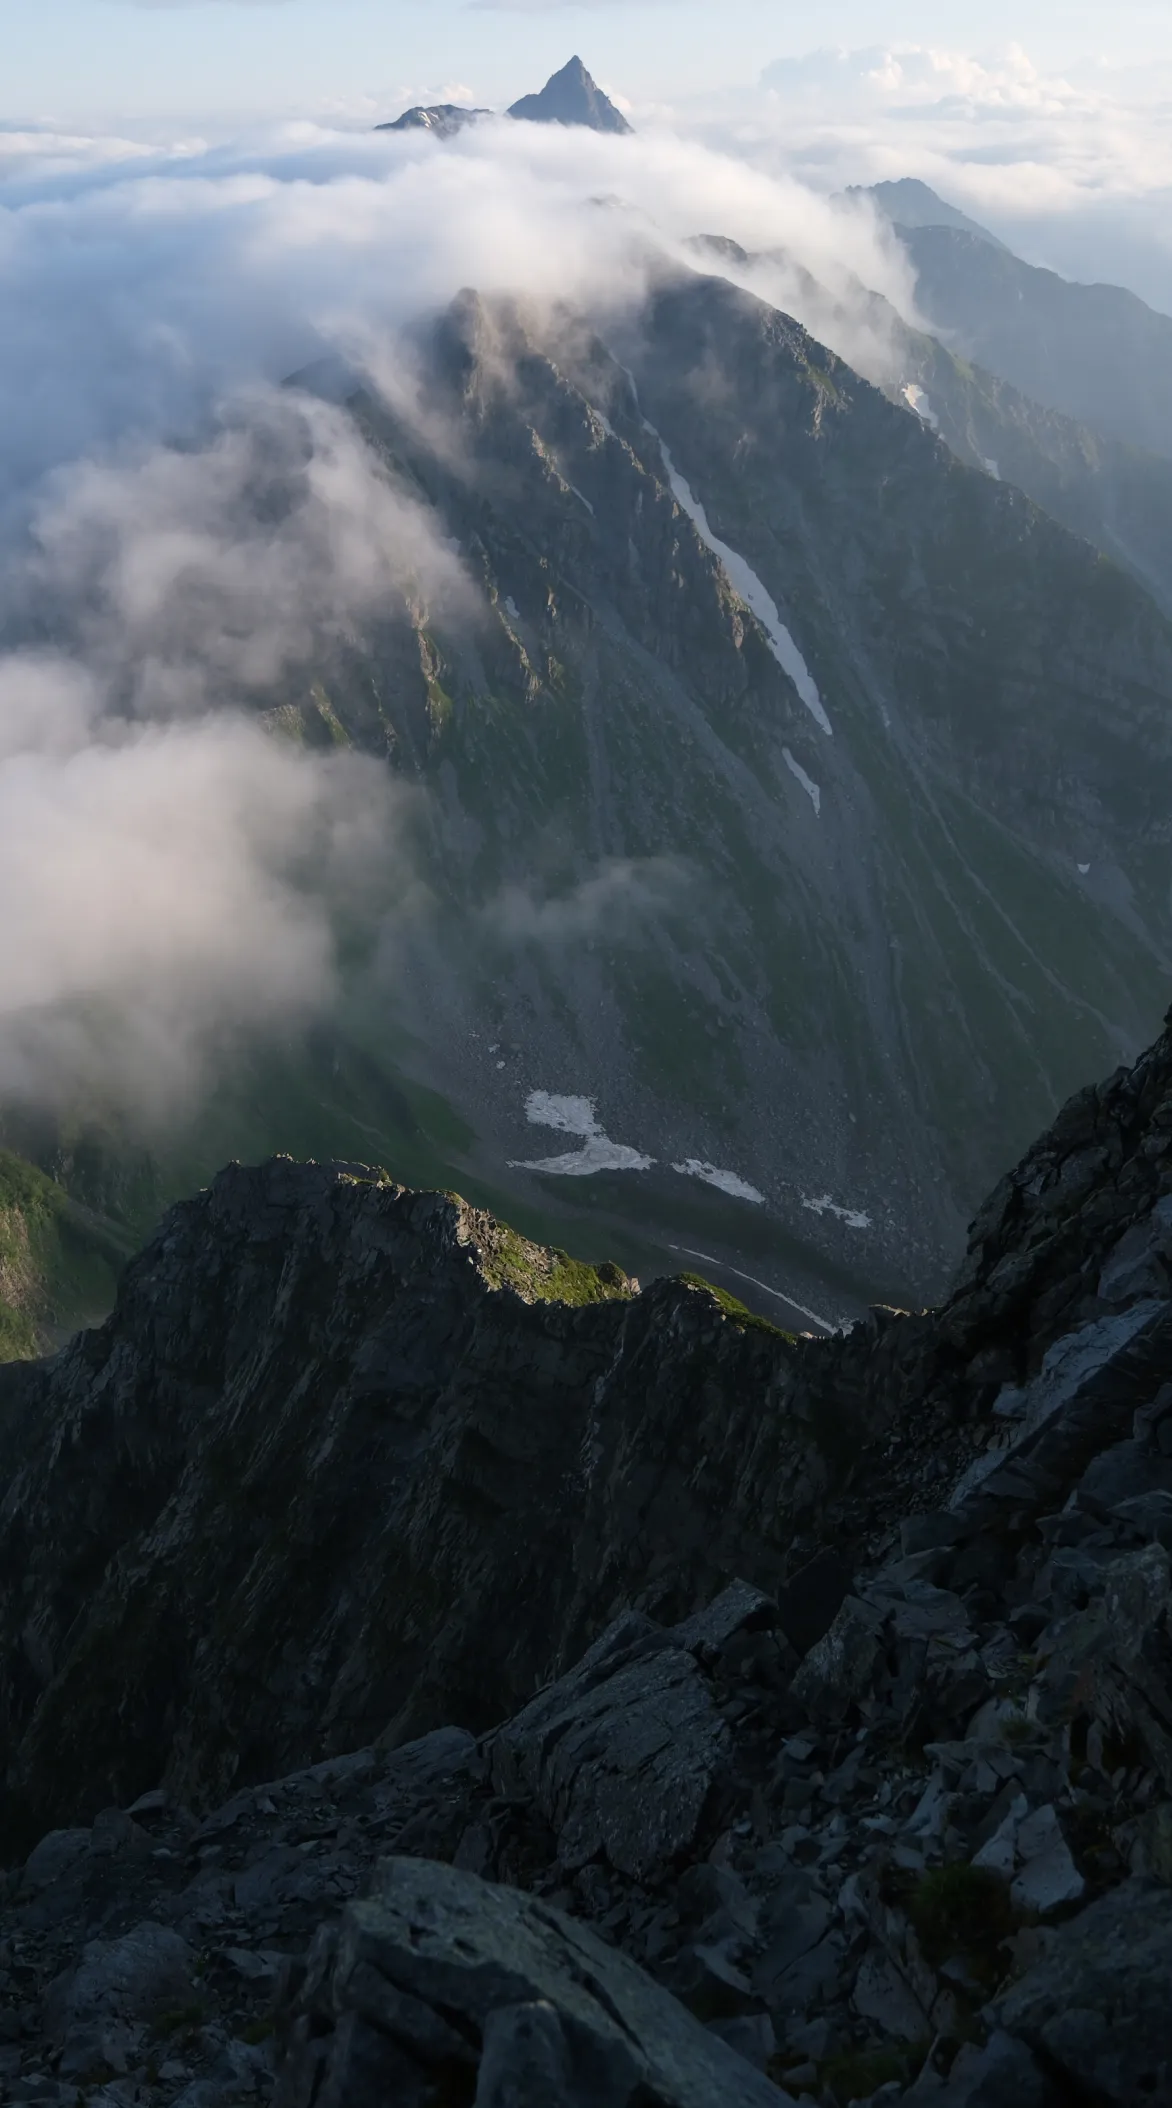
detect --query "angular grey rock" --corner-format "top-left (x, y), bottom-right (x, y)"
top-left (43, 1920), bottom-right (196, 2074)
top-left (790, 1596), bottom-right (884, 1725)
top-left (673, 1578), bottom-right (778, 1654)
top-left (1009, 1805), bottom-right (1084, 1914)
top-left (489, 1614), bottom-right (730, 1881)
top-left (508, 56), bottom-right (633, 134)
top-left (950, 1299), bottom-right (1172, 1518)
top-left (929, 2029), bottom-right (1050, 2107)
top-left (20, 1829), bottom-right (90, 1894)
top-left (475, 2000), bottom-right (577, 2105)
top-left (996, 1879), bottom-right (1172, 2104)
top-left (291, 1855), bottom-right (794, 2107)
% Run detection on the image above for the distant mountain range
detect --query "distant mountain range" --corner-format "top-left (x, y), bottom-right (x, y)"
top-left (863, 179), bottom-right (1172, 462)
top-left (378, 56), bottom-right (631, 140)
top-left (849, 177), bottom-right (1010, 252)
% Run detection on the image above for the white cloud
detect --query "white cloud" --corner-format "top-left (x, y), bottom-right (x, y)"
top-left (5, 69), bottom-right (1165, 1140)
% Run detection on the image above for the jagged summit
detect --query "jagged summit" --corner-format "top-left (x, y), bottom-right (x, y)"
top-left (3, 1013), bottom-right (1172, 2100)
top-left (508, 54), bottom-right (633, 134)
top-left (376, 102), bottom-right (489, 138)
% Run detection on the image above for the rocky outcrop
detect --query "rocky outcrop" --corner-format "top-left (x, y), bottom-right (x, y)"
top-left (3, 1009), bottom-right (1172, 2103)
top-left (507, 56), bottom-right (633, 134)
top-left (5, 1006), bottom-right (1172, 1858)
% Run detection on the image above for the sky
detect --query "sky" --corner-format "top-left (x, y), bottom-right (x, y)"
top-left (4, 1), bottom-right (1172, 126)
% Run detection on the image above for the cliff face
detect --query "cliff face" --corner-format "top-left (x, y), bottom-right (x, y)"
top-left (4, 1005), bottom-right (1172, 1861)
top-left (316, 274), bottom-right (1172, 1300)
top-left (2, 1020), bottom-right (1172, 2104)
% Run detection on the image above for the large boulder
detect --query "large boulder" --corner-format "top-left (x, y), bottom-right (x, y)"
top-left (994, 1880), bottom-right (1172, 2106)
top-left (274, 1855), bottom-right (793, 2107)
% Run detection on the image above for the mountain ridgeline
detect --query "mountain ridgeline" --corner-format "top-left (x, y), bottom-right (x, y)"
top-left (2, 1002), bottom-right (1172, 2105)
top-left (267, 264), bottom-right (1172, 1307)
top-left (865, 179), bottom-right (1172, 462)
top-left (378, 56), bottom-right (632, 139)
top-left (7, 165), bottom-right (1172, 1340)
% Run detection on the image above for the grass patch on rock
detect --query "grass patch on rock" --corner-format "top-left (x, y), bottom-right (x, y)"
top-left (678, 1272), bottom-right (794, 1340)
top-left (0, 1150), bottom-right (126, 1361)
top-left (907, 1862), bottom-right (1016, 1983)
top-left (478, 1220), bottom-right (635, 1308)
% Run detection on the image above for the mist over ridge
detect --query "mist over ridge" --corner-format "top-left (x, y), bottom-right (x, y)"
top-left (1, 50), bottom-right (1172, 1323)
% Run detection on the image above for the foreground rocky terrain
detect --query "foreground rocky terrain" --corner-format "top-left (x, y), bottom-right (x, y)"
top-left (3, 1007), bottom-right (1172, 2104)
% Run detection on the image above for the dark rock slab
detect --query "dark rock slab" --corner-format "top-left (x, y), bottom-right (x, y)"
top-left (276, 1854), bottom-right (793, 2107)
top-left (489, 1613), bottom-right (731, 1881)
top-left (995, 1879), bottom-right (1172, 2106)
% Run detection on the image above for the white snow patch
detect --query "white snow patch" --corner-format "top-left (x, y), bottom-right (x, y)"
top-left (672, 1160), bottom-right (765, 1203)
top-left (514, 1138), bottom-right (655, 1176)
top-left (983, 457), bottom-right (1001, 480)
top-left (782, 748), bottom-right (821, 816)
top-left (510, 1090), bottom-right (654, 1177)
top-left (803, 1192), bottom-right (872, 1231)
top-left (522, 1091), bottom-right (600, 1137)
top-left (902, 384), bottom-right (938, 431)
top-left (668, 1243), bottom-right (838, 1335)
top-left (569, 485), bottom-right (595, 516)
top-left (504, 596), bottom-right (520, 621)
top-left (650, 431), bottom-right (831, 737)
top-left (1077, 861), bottom-right (1091, 875)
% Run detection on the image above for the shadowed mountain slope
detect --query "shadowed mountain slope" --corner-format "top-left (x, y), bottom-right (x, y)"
top-left (300, 273), bottom-right (1172, 1299)
top-left (893, 220), bottom-right (1172, 461)
top-left (1, 997), bottom-right (1171, 1865)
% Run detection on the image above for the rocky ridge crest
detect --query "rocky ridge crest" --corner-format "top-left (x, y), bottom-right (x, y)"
top-left (3, 1010), bottom-right (1172, 2102)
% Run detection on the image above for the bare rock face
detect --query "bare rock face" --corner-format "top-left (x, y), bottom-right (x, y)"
top-left (2, 1013), bottom-right (1172, 2103)
top-left (4, 1005), bottom-right (1172, 1861)
top-left (507, 56), bottom-right (633, 135)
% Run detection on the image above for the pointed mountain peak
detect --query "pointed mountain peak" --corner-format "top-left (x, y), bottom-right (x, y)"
top-left (508, 56), bottom-right (634, 135)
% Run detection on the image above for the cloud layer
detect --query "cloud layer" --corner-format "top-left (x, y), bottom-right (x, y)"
top-left (3, 67), bottom-right (1167, 1134)
top-left (0, 115), bottom-right (920, 1128)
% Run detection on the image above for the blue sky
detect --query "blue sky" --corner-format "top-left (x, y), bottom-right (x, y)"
top-left (5, 0), bottom-right (1172, 124)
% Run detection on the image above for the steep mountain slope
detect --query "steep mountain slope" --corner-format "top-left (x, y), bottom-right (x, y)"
top-left (852, 176), bottom-right (1010, 249)
top-left (0, 1149), bottom-right (127, 1359)
top-left (10, 264), bottom-right (1172, 1326)
top-left (2, 1001), bottom-right (1171, 2103)
top-left (892, 220), bottom-right (1172, 461)
top-left (892, 326), bottom-right (1172, 618)
top-left (288, 273), bottom-right (1172, 1300)
top-left (703, 232), bottom-right (1172, 618)
top-left (508, 55), bottom-right (633, 134)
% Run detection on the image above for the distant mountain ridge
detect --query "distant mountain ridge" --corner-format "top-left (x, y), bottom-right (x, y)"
top-left (862, 183), bottom-right (1172, 461)
top-left (376, 103), bottom-right (489, 138)
top-left (854, 176), bottom-right (1009, 251)
top-left (377, 56), bottom-right (633, 139)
